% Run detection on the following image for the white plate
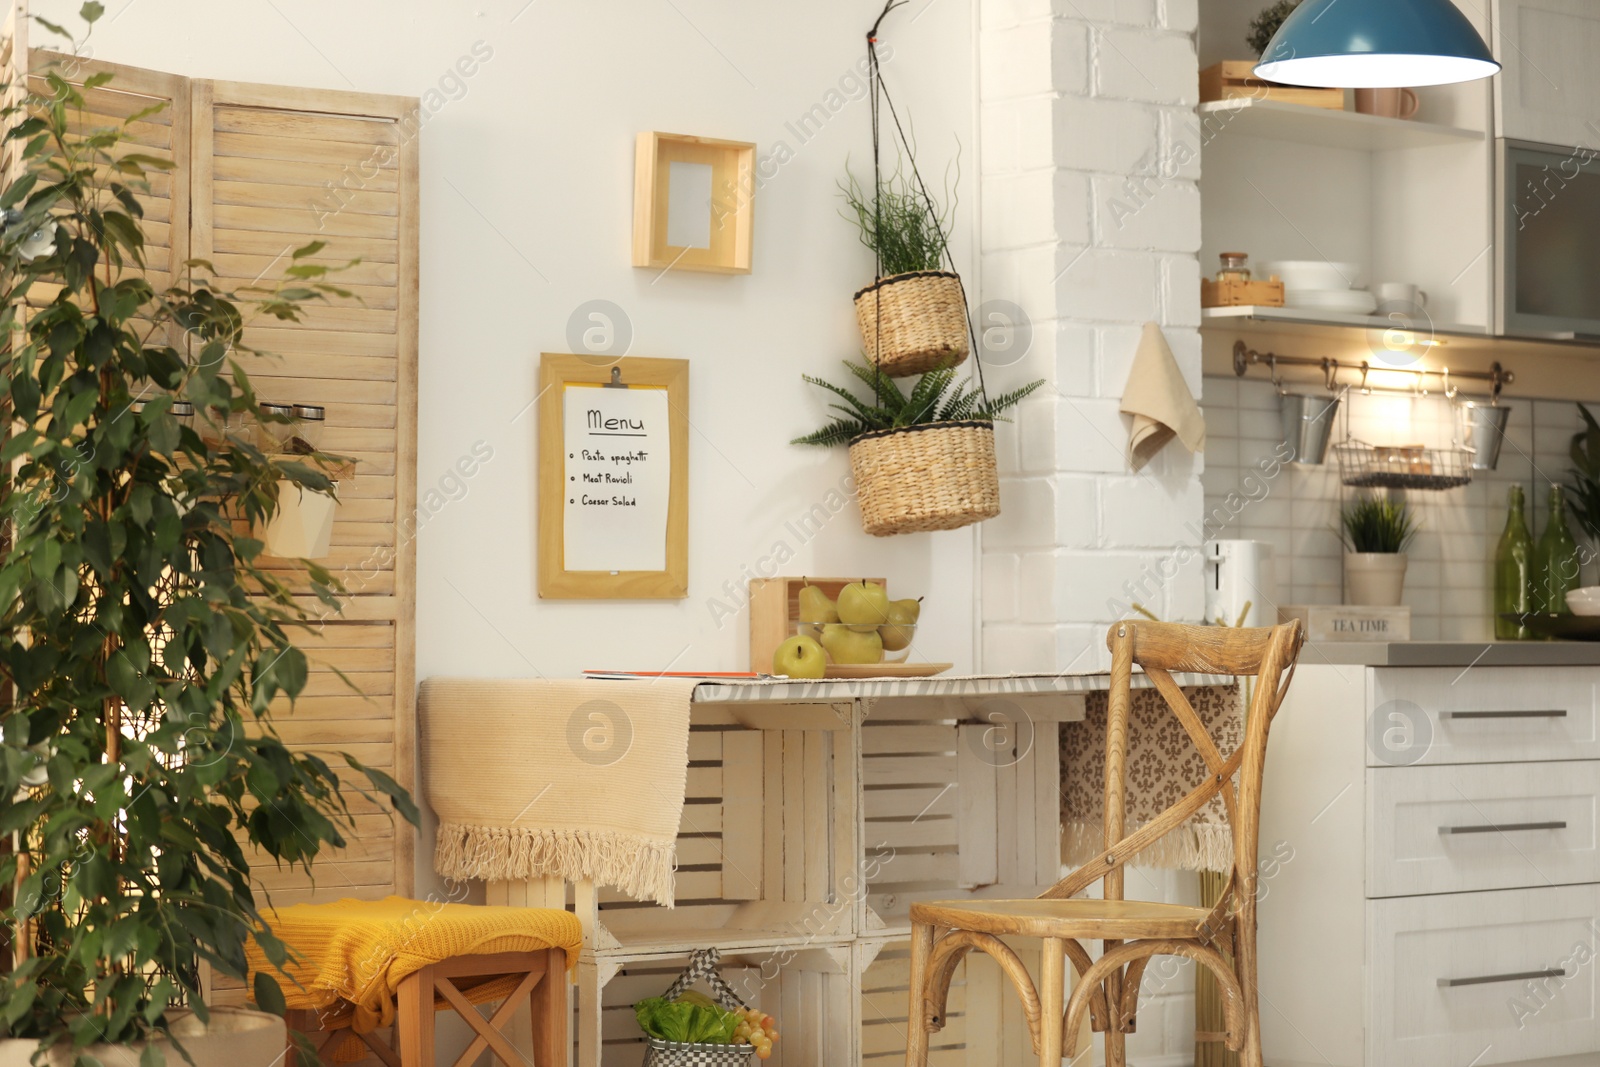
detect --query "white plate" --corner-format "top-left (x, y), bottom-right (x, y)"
top-left (1262, 260), bottom-right (1364, 291)
top-left (1283, 289), bottom-right (1379, 315)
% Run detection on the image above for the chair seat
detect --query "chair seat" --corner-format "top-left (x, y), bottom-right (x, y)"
top-left (910, 897), bottom-right (1213, 941)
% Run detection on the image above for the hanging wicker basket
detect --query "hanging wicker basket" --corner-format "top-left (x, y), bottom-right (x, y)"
top-left (849, 420), bottom-right (1000, 536)
top-left (853, 271), bottom-right (970, 376)
top-left (638, 950), bottom-right (757, 1067)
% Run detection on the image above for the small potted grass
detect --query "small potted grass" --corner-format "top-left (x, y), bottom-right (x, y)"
top-left (843, 160), bottom-right (971, 378)
top-left (1341, 493), bottom-right (1418, 606)
top-left (794, 357), bottom-right (1042, 536)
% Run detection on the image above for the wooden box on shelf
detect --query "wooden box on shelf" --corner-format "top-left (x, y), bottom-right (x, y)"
top-left (749, 576), bottom-right (883, 673)
top-left (1200, 61), bottom-right (1345, 110)
top-left (1202, 276), bottom-right (1285, 308)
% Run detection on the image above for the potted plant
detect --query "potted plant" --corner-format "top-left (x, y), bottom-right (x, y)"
top-left (793, 358), bottom-right (1041, 536)
top-left (843, 163), bottom-right (969, 377)
top-left (1247, 0), bottom-right (1302, 56)
top-left (0, 15), bottom-right (417, 1067)
top-left (1340, 494), bottom-right (1418, 606)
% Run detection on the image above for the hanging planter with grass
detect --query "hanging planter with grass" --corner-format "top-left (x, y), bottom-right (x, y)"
top-left (794, 359), bottom-right (1042, 536)
top-left (847, 0), bottom-right (971, 377)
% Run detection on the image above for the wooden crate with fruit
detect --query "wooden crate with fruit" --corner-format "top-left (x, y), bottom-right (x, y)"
top-left (749, 576), bottom-right (943, 678)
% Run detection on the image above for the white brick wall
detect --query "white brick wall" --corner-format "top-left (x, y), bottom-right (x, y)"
top-left (977, 0), bottom-right (1206, 1059)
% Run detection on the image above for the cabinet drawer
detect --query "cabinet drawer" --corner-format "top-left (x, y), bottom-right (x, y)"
top-left (1368, 761), bottom-right (1600, 897)
top-left (1369, 667), bottom-right (1600, 766)
top-left (1367, 884), bottom-right (1600, 1067)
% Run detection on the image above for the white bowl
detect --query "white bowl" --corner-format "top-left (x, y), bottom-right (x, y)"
top-left (1566, 587), bottom-right (1600, 616)
top-left (1262, 260), bottom-right (1365, 292)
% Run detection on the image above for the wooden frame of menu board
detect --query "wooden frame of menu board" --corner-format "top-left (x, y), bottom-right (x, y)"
top-left (538, 353), bottom-right (689, 599)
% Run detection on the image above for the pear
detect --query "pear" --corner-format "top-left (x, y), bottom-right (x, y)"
top-left (837, 580), bottom-right (890, 630)
top-left (772, 635), bottom-right (826, 679)
top-left (820, 622), bottom-right (884, 665)
top-left (797, 580), bottom-right (839, 624)
top-left (881, 597), bottom-right (922, 652)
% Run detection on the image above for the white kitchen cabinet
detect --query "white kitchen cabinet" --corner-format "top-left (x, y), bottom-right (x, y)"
top-left (1493, 0), bottom-right (1600, 148)
top-left (1258, 664), bottom-right (1600, 1067)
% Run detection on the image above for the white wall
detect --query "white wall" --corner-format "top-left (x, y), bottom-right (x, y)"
top-left (39, 3), bottom-right (982, 678)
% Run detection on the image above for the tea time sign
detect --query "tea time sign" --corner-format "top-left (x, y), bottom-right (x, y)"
top-left (538, 354), bottom-right (689, 598)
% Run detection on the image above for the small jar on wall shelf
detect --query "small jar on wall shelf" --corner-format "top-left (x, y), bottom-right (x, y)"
top-left (1340, 493), bottom-right (1417, 607)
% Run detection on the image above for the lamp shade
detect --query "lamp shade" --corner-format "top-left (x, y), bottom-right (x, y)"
top-left (1255, 0), bottom-right (1500, 88)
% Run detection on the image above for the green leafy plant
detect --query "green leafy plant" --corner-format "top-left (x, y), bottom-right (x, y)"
top-left (791, 358), bottom-right (1044, 448)
top-left (0, 10), bottom-right (417, 1062)
top-left (1567, 403), bottom-right (1600, 542)
top-left (1340, 494), bottom-right (1418, 554)
top-left (839, 154), bottom-right (956, 277)
top-left (1247, 0), bottom-right (1301, 57)
top-left (633, 997), bottom-right (742, 1045)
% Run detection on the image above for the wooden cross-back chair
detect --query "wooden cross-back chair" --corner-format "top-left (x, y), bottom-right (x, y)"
top-left (905, 619), bottom-right (1304, 1067)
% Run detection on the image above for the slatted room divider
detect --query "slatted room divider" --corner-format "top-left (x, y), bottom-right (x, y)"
top-left (5, 10), bottom-right (420, 916)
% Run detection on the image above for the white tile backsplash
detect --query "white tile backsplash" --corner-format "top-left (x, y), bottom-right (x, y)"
top-left (1201, 376), bottom-right (1595, 641)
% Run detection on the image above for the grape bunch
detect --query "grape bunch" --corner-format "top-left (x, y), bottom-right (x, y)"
top-left (734, 1007), bottom-right (779, 1059)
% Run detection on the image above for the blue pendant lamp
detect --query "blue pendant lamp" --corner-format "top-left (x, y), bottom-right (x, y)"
top-left (1255, 0), bottom-right (1500, 88)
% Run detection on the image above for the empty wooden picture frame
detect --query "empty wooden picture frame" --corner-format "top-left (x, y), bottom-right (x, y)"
top-left (632, 131), bottom-right (755, 274)
top-left (538, 353), bottom-right (689, 599)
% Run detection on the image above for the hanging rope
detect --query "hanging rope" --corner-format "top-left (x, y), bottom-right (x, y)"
top-left (864, 0), bottom-right (991, 411)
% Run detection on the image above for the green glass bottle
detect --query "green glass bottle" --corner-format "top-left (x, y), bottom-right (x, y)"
top-left (1495, 486), bottom-right (1534, 639)
top-left (1533, 484), bottom-right (1581, 616)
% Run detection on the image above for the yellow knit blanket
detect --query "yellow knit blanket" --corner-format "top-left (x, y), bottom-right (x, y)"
top-left (246, 896), bottom-right (583, 1046)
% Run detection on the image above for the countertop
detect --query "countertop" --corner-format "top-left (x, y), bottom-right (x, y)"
top-left (1302, 640), bottom-right (1600, 667)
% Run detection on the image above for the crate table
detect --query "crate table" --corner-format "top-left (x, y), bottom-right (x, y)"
top-left (486, 671), bottom-right (1231, 1067)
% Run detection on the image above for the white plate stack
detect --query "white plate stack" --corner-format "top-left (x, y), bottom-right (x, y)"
top-left (1263, 260), bottom-right (1377, 315)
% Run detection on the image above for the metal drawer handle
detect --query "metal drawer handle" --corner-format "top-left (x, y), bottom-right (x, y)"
top-left (1439, 968), bottom-right (1567, 988)
top-left (1439, 821), bottom-right (1568, 835)
top-left (1443, 709), bottom-right (1567, 720)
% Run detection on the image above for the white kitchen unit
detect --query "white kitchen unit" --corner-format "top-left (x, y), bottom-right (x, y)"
top-left (1493, 0), bottom-right (1600, 148)
top-left (1196, 1), bottom-right (1498, 338)
top-left (1258, 645), bottom-right (1600, 1067)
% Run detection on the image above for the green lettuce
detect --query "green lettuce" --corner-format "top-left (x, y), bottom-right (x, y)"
top-left (634, 996), bottom-right (743, 1044)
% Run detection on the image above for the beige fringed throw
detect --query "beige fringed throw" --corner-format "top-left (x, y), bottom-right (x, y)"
top-left (420, 678), bottom-right (697, 907)
top-left (1059, 683), bottom-right (1242, 872)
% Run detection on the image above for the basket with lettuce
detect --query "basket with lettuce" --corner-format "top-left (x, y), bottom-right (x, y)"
top-left (635, 950), bottom-right (780, 1065)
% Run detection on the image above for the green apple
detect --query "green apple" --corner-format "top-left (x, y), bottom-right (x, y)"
top-left (881, 597), bottom-right (922, 652)
top-left (772, 635), bottom-right (826, 679)
top-left (797, 580), bottom-right (839, 624)
top-left (820, 622), bottom-right (884, 664)
top-left (837, 580), bottom-right (890, 629)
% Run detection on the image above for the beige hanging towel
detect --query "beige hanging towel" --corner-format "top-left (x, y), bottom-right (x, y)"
top-left (1120, 321), bottom-right (1206, 471)
top-left (421, 677), bottom-right (697, 907)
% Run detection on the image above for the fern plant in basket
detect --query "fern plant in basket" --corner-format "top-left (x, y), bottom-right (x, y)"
top-left (794, 358), bottom-right (1042, 537)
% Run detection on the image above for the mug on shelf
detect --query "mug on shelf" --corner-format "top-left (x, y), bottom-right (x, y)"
top-left (1354, 87), bottom-right (1420, 120)
top-left (1374, 282), bottom-right (1427, 309)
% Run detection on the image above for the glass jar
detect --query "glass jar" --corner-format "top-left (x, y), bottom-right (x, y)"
top-left (257, 402), bottom-right (294, 453)
top-left (290, 404), bottom-right (325, 454)
top-left (1218, 252), bottom-right (1251, 283)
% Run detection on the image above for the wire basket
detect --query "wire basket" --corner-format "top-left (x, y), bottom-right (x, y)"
top-left (639, 950), bottom-right (757, 1067)
top-left (1333, 441), bottom-right (1473, 491)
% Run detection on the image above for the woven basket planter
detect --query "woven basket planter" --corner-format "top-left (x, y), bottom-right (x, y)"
top-left (853, 270), bottom-right (970, 376)
top-left (642, 1038), bottom-right (755, 1067)
top-left (849, 420), bottom-right (1000, 536)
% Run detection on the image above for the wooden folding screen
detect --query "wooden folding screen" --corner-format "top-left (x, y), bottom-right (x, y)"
top-left (6, 17), bottom-right (420, 912)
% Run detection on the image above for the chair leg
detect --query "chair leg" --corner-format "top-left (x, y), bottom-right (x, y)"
top-left (1037, 939), bottom-right (1065, 1067)
top-left (398, 966), bottom-right (437, 1067)
top-left (1235, 920), bottom-right (1264, 1067)
top-left (905, 922), bottom-right (934, 1067)
top-left (533, 949), bottom-right (569, 1067)
top-left (1104, 1027), bottom-right (1126, 1067)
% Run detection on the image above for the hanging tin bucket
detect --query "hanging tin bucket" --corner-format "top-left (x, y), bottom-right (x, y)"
top-left (1455, 399), bottom-right (1511, 471)
top-left (1279, 391), bottom-right (1341, 465)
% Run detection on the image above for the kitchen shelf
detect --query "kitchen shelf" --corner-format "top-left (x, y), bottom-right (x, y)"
top-left (1202, 305), bottom-right (1489, 340)
top-left (1198, 98), bottom-right (1487, 151)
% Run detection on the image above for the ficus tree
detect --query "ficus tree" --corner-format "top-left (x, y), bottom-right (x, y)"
top-left (0, 7), bottom-right (417, 1061)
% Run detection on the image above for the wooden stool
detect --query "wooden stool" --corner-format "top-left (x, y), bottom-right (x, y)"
top-left (286, 948), bottom-right (568, 1067)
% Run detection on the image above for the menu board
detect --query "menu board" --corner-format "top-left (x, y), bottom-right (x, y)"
top-left (561, 383), bottom-right (671, 573)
